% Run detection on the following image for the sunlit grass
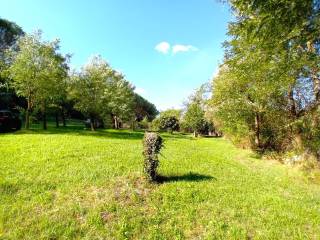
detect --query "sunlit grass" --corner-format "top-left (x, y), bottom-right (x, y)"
top-left (1, 124), bottom-right (320, 239)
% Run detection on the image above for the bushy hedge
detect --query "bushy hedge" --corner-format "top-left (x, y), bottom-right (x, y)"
top-left (142, 132), bottom-right (163, 182)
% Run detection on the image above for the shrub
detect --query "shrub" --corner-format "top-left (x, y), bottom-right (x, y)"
top-left (159, 116), bottom-right (179, 133)
top-left (142, 132), bottom-right (164, 182)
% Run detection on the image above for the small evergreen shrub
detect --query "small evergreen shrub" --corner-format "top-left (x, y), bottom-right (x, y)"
top-left (142, 132), bottom-right (164, 182)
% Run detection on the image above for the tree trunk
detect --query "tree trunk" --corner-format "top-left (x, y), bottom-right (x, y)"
top-left (55, 111), bottom-right (59, 128)
top-left (42, 101), bottom-right (47, 130)
top-left (288, 88), bottom-right (304, 150)
top-left (114, 116), bottom-right (118, 129)
top-left (25, 97), bottom-right (31, 129)
top-left (90, 117), bottom-right (95, 131)
top-left (254, 113), bottom-right (261, 149)
top-left (193, 131), bottom-right (198, 137)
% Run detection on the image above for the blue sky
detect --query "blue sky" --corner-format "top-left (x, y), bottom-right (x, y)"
top-left (0, 0), bottom-right (232, 110)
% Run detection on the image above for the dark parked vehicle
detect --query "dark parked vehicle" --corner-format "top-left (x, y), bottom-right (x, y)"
top-left (0, 110), bottom-right (22, 132)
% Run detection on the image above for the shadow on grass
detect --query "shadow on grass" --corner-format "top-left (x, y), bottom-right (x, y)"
top-left (202, 135), bottom-right (222, 138)
top-left (10, 124), bottom-right (193, 140)
top-left (14, 127), bottom-right (145, 140)
top-left (157, 172), bottom-right (216, 183)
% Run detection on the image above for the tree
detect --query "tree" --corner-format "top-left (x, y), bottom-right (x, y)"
top-left (0, 18), bottom-right (24, 109)
top-left (69, 55), bottom-right (111, 131)
top-left (159, 115), bottom-right (179, 134)
top-left (154, 109), bottom-right (181, 133)
top-left (104, 70), bottom-right (135, 129)
top-left (183, 85), bottom-right (216, 137)
top-left (7, 31), bottom-right (69, 129)
top-left (0, 18), bottom-right (23, 53)
top-left (210, 0), bottom-right (320, 153)
top-left (184, 102), bottom-right (205, 137)
top-left (133, 93), bottom-right (158, 122)
top-left (160, 109), bottom-right (182, 120)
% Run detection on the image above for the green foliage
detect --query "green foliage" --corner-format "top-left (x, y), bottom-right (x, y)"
top-left (184, 103), bottom-right (206, 136)
top-left (0, 18), bottom-right (24, 52)
top-left (183, 84), bottom-right (216, 136)
top-left (160, 108), bottom-right (182, 119)
top-left (138, 116), bottom-right (150, 129)
top-left (68, 56), bottom-right (109, 130)
top-left (133, 93), bottom-right (158, 122)
top-left (154, 109), bottom-right (181, 133)
top-left (104, 70), bottom-right (135, 128)
top-left (142, 132), bottom-right (164, 181)
top-left (69, 55), bottom-right (136, 130)
top-left (210, 0), bottom-right (320, 154)
top-left (6, 31), bottom-right (69, 129)
top-left (0, 18), bottom-right (24, 91)
top-left (150, 117), bottom-right (161, 131)
top-left (159, 115), bottom-right (179, 133)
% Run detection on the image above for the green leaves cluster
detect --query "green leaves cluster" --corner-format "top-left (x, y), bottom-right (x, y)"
top-left (210, 0), bottom-right (320, 153)
top-left (6, 31), bottom-right (69, 129)
top-left (69, 55), bottom-right (135, 130)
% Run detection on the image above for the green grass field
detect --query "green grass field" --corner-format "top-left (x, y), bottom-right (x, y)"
top-left (1, 123), bottom-right (320, 239)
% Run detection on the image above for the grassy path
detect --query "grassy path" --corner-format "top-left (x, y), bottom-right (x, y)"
top-left (0, 127), bottom-right (320, 239)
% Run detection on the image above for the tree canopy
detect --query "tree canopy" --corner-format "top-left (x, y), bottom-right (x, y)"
top-left (210, 0), bottom-right (320, 154)
top-left (6, 31), bottom-right (69, 129)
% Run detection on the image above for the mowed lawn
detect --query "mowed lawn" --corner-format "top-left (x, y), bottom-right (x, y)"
top-left (1, 125), bottom-right (320, 239)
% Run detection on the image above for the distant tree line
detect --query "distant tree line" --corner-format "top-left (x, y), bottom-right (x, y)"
top-left (149, 84), bottom-right (220, 137)
top-left (0, 18), bottom-right (158, 130)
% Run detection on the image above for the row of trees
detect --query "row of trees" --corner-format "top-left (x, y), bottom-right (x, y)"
top-left (149, 85), bottom-right (219, 137)
top-left (0, 19), bottom-right (158, 131)
top-left (209, 0), bottom-right (320, 157)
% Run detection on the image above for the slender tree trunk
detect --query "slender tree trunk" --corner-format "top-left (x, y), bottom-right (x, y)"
top-left (254, 113), bottom-right (261, 149)
top-left (25, 97), bottom-right (31, 129)
top-left (114, 116), bottom-right (118, 129)
top-left (42, 101), bottom-right (47, 130)
top-left (55, 111), bottom-right (59, 128)
top-left (288, 88), bottom-right (304, 150)
top-left (193, 131), bottom-right (198, 137)
top-left (90, 117), bottom-right (95, 131)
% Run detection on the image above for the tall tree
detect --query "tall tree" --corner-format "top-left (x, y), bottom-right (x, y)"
top-left (133, 93), bottom-right (158, 122)
top-left (184, 97), bottom-right (206, 137)
top-left (0, 18), bottom-right (24, 109)
top-left (211, 0), bottom-right (320, 152)
top-left (104, 70), bottom-right (135, 129)
top-left (7, 31), bottom-right (69, 129)
top-left (69, 55), bottom-right (111, 131)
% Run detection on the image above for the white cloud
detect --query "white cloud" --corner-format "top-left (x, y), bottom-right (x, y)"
top-left (134, 87), bottom-right (146, 95)
top-left (155, 42), bottom-right (170, 54)
top-left (172, 44), bottom-right (198, 54)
